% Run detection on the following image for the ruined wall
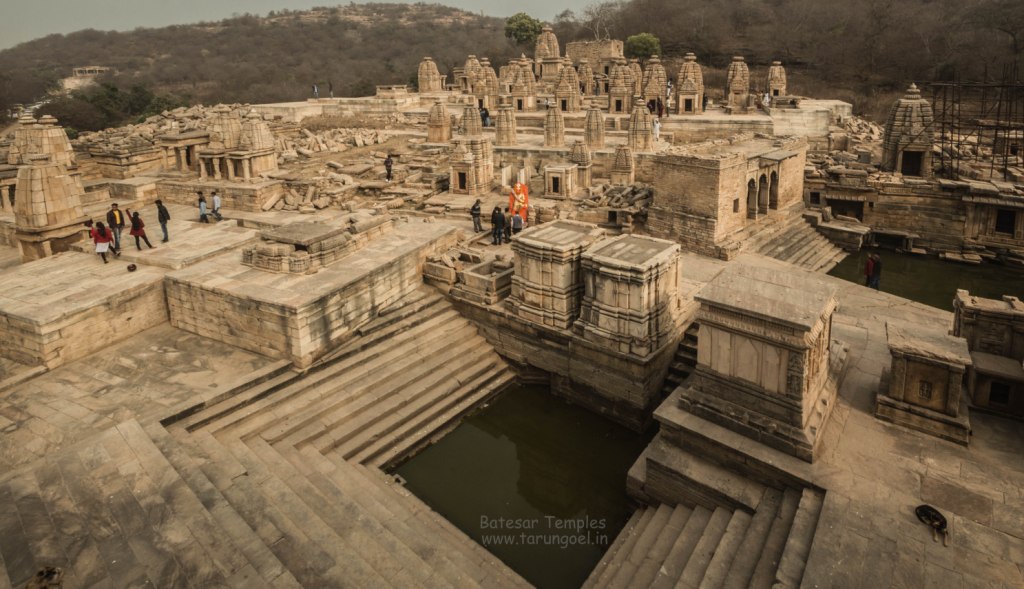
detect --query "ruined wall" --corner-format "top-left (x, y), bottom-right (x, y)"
top-left (87, 148), bottom-right (165, 180)
top-left (863, 184), bottom-right (965, 252)
top-left (156, 180), bottom-right (285, 212)
top-left (645, 154), bottom-right (741, 256)
top-left (565, 40), bottom-right (624, 70)
top-left (777, 147), bottom-right (807, 209)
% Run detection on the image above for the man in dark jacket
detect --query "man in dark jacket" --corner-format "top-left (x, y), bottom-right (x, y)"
top-left (470, 199), bottom-right (482, 232)
top-left (490, 206), bottom-right (505, 245)
top-left (156, 200), bottom-right (171, 242)
top-left (106, 203), bottom-right (127, 251)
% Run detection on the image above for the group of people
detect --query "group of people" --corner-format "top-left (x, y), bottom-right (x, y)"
top-left (468, 198), bottom-right (525, 245)
top-left (646, 97), bottom-right (667, 118)
top-left (197, 190), bottom-right (223, 223)
top-left (89, 201), bottom-right (171, 263)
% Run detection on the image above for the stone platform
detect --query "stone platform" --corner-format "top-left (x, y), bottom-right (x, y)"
top-left (70, 204), bottom-right (258, 270)
top-left (0, 252), bottom-right (167, 369)
top-left (166, 220), bottom-right (458, 367)
top-left (626, 253), bottom-right (1024, 588)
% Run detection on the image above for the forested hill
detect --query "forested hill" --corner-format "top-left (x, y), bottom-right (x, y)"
top-left (0, 3), bottom-right (514, 111)
top-left (2, 0), bottom-right (1021, 131)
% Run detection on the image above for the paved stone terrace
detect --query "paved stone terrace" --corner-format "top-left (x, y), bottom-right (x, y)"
top-left (0, 324), bottom-right (282, 471)
top-left (623, 253), bottom-right (1024, 588)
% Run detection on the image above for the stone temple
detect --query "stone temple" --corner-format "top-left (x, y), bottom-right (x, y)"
top-left (0, 23), bottom-right (1021, 589)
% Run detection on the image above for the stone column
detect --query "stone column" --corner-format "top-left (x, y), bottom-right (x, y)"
top-left (175, 148), bottom-right (184, 172)
top-left (213, 157), bottom-right (222, 180)
top-left (242, 159), bottom-right (252, 181)
top-left (1, 186), bottom-right (12, 213)
top-left (226, 159), bottom-right (236, 181)
top-left (199, 158), bottom-right (207, 179)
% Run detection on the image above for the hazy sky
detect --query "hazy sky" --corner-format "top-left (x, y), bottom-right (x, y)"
top-left (0, 0), bottom-right (593, 50)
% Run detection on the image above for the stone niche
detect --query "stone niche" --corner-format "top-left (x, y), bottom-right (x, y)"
top-left (543, 164), bottom-right (578, 199)
top-left (575, 235), bottom-right (682, 357)
top-left (507, 220), bottom-right (606, 329)
top-left (678, 264), bottom-right (840, 462)
top-left (953, 290), bottom-right (1024, 418)
top-left (876, 320), bottom-right (972, 445)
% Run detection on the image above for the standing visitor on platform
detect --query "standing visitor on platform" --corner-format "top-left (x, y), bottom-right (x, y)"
top-left (470, 199), bottom-right (483, 232)
top-left (128, 211), bottom-right (155, 250)
top-left (490, 206), bottom-right (505, 245)
top-left (198, 193), bottom-right (209, 223)
top-left (864, 254), bottom-right (875, 287)
top-left (106, 203), bottom-right (126, 251)
top-left (155, 199), bottom-right (171, 243)
top-left (869, 254), bottom-right (882, 290)
top-left (211, 190), bottom-right (223, 221)
top-left (91, 221), bottom-right (118, 263)
top-left (384, 154), bottom-right (394, 182)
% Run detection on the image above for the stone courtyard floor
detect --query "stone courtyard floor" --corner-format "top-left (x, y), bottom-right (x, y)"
top-left (0, 324), bottom-right (282, 471)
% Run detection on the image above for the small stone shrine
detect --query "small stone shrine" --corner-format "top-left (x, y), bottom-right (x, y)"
top-left (678, 264), bottom-right (840, 462)
top-left (575, 234), bottom-right (682, 357)
top-left (7, 114), bottom-right (76, 168)
top-left (953, 290), bottom-right (1024, 418)
top-left (676, 53), bottom-right (704, 115)
top-left (725, 56), bottom-right (751, 113)
top-left (507, 220), bottom-right (605, 329)
top-left (543, 164), bottom-right (578, 199)
top-left (881, 83), bottom-right (935, 177)
top-left (13, 154), bottom-right (88, 262)
top-left (766, 61), bottom-right (787, 98)
top-left (875, 320), bottom-right (972, 444)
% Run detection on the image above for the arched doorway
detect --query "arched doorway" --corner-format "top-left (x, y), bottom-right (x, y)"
top-left (758, 174), bottom-right (769, 214)
top-left (747, 179), bottom-right (757, 218)
top-left (769, 171), bottom-right (779, 209)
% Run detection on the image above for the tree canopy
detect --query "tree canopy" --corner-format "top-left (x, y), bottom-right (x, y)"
top-left (504, 12), bottom-right (544, 47)
top-left (624, 33), bottom-right (661, 60)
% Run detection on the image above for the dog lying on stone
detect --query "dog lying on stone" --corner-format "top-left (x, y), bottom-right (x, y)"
top-left (915, 504), bottom-right (949, 546)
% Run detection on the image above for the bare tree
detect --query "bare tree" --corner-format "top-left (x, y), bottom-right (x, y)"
top-left (582, 1), bottom-right (624, 41)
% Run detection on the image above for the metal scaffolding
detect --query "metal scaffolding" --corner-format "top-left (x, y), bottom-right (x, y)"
top-left (928, 64), bottom-right (1024, 181)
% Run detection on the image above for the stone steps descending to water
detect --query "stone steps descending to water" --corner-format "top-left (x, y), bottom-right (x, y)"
top-left (661, 323), bottom-right (700, 398)
top-left (722, 204), bottom-right (848, 272)
top-left (583, 480), bottom-right (824, 589)
top-left (0, 285), bottom-right (529, 588)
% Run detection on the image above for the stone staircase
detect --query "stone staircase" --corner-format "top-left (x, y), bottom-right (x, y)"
top-left (166, 286), bottom-right (515, 469)
top-left (660, 323), bottom-right (700, 398)
top-left (0, 287), bottom-right (529, 588)
top-left (583, 485), bottom-right (824, 589)
top-left (721, 204), bottom-right (848, 273)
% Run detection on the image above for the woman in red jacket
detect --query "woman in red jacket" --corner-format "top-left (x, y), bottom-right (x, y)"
top-left (91, 221), bottom-right (119, 263)
top-left (128, 210), bottom-right (155, 250)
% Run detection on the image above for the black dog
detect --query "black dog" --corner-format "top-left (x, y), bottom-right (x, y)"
top-left (915, 504), bottom-right (949, 546)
